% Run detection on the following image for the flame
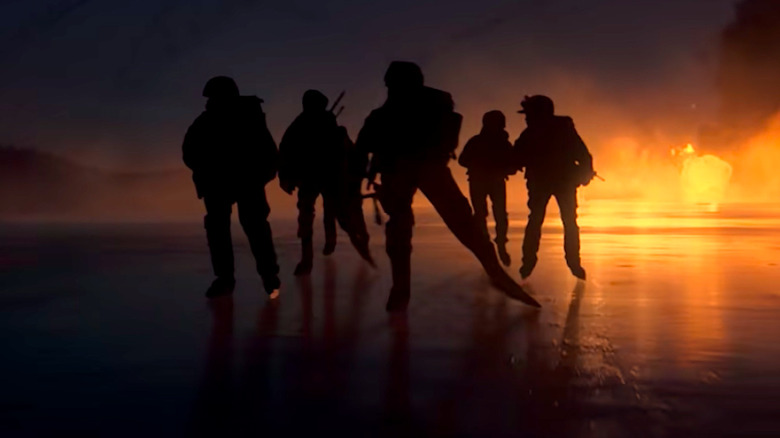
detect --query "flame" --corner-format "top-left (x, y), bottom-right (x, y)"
top-left (507, 113), bottom-right (780, 213)
top-left (582, 140), bottom-right (733, 210)
top-left (670, 143), bottom-right (733, 210)
top-left (729, 113), bottom-right (780, 201)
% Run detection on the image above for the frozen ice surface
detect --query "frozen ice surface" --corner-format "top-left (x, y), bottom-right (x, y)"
top-left (1, 201), bottom-right (780, 437)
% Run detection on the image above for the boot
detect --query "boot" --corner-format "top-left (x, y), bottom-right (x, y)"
top-left (322, 239), bottom-right (336, 256)
top-left (350, 233), bottom-right (376, 267)
top-left (386, 288), bottom-right (410, 312)
top-left (386, 253), bottom-right (411, 312)
top-left (497, 242), bottom-right (511, 267)
top-left (205, 276), bottom-right (235, 299)
top-left (294, 238), bottom-right (314, 276)
top-left (569, 265), bottom-right (586, 280)
top-left (519, 264), bottom-right (534, 280)
top-left (262, 274), bottom-right (282, 299)
top-left (519, 254), bottom-right (537, 280)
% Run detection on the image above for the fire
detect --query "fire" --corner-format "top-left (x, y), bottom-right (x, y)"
top-left (729, 113), bottom-right (780, 201)
top-left (671, 143), bottom-right (733, 210)
top-left (581, 139), bottom-right (733, 209)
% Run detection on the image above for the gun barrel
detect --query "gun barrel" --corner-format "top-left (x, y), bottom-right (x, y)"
top-left (329, 91), bottom-right (345, 113)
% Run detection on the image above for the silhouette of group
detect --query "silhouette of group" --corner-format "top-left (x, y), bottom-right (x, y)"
top-left (182, 61), bottom-right (595, 312)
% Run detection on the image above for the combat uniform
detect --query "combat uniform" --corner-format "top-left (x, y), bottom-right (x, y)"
top-left (279, 90), bottom-right (373, 275)
top-left (182, 76), bottom-right (280, 297)
top-left (356, 62), bottom-right (540, 311)
top-left (513, 95), bottom-right (593, 280)
top-left (458, 111), bottom-right (516, 265)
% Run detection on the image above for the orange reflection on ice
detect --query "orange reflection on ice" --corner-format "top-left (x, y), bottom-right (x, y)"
top-left (574, 200), bottom-right (780, 369)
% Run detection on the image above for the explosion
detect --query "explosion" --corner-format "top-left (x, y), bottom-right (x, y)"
top-left (583, 139), bottom-right (734, 210)
top-left (671, 144), bottom-right (733, 210)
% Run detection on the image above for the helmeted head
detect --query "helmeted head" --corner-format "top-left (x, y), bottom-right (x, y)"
top-left (202, 76), bottom-right (240, 98)
top-left (384, 61), bottom-right (424, 91)
top-left (302, 89), bottom-right (329, 112)
top-left (518, 95), bottom-right (555, 121)
top-left (482, 110), bottom-right (506, 131)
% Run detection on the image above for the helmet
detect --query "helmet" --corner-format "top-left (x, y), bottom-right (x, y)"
top-left (302, 89), bottom-right (329, 111)
top-left (518, 95), bottom-right (554, 116)
top-left (482, 110), bottom-right (506, 129)
top-left (384, 61), bottom-right (424, 90)
top-left (202, 76), bottom-right (239, 98)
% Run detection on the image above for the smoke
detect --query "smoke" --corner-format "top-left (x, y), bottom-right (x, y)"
top-left (716, 0), bottom-right (780, 137)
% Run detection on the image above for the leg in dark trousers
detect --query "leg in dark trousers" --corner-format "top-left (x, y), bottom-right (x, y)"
top-left (295, 185), bottom-right (319, 275)
top-left (418, 165), bottom-right (540, 307)
top-left (204, 196), bottom-right (235, 280)
top-left (378, 172), bottom-right (417, 312)
top-left (521, 184), bottom-right (552, 279)
top-left (335, 182), bottom-right (374, 266)
top-left (237, 189), bottom-right (281, 293)
top-left (469, 179), bottom-right (490, 240)
top-left (203, 196), bottom-right (236, 297)
top-left (488, 179), bottom-right (510, 266)
top-left (417, 166), bottom-right (505, 278)
top-left (489, 179), bottom-right (508, 245)
top-left (321, 186), bottom-right (339, 255)
top-left (554, 186), bottom-right (585, 279)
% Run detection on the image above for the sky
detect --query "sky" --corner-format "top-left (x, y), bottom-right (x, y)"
top-left (0, 0), bottom-right (737, 170)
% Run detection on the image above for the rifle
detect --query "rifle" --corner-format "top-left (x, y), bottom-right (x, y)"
top-left (362, 183), bottom-right (384, 226)
top-left (329, 90), bottom-right (345, 119)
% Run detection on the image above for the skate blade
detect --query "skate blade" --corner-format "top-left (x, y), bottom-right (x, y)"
top-left (508, 289), bottom-right (542, 308)
top-left (492, 279), bottom-right (541, 308)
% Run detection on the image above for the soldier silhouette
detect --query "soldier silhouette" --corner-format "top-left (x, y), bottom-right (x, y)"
top-left (279, 90), bottom-right (373, 275)
top-left (459, 110), bottom-right (516, 266)
top-left (356, 61), bottom-right (540, 312)
top-left (182, 76), bottom-right (281, 299)
top-left (513, 95), bottom-right (594, 281)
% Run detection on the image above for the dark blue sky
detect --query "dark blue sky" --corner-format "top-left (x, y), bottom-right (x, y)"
top-left (0, 0), bottom-right (736, 168)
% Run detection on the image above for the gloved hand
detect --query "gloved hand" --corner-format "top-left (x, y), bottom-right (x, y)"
top-left (579, 168), bottom-right (596, 187)
top-left (366, 170), bottom-right (379, 191)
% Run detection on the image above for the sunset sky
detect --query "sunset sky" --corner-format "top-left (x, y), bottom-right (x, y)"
top-left (0, 0), bottom-right (736, 169)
